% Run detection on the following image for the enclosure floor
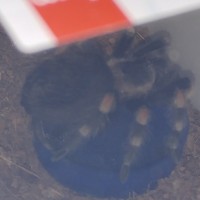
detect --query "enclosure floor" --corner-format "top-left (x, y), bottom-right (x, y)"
top-left (0, 26), bottom-right (199, 200)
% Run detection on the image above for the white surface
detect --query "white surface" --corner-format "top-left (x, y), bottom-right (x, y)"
top-left (1, 0), bottom-right (200, 53)
top-left (114, 0), bottom-right (200, 24)
top-left (0, 0), bottom-right (56, 53)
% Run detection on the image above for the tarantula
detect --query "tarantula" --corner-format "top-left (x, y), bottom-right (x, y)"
top-left (21, 28), bottom-right (193, 186)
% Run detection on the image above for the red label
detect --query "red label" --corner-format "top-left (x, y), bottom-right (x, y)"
top-left (30, 0), bottom-right (131, 43)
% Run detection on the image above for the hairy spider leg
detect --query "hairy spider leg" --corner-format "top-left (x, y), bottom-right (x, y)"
top-left (112, 29), bottom-right (136, 58)
top-left (120, 106), bottom-right (150, 183)
top-left (167, 76), bottom-right (193, 162)
top-left (99, 93), bottom-right (116, 114)
top-left (52, 127), bottom-right (92, 161)
top-left (131, 31), bottom-right (171, 59)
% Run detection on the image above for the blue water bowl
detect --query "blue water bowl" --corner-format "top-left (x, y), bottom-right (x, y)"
top-left (34, 105), bottom-right (189, 198)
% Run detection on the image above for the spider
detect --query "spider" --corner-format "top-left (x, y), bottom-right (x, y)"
top-left (21, 28), bottom-right (193, 195)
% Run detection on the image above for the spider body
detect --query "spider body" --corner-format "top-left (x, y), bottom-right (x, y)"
top-left (21, 28), bottom-right (193, 197)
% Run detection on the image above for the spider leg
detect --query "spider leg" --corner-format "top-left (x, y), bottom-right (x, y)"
top-left (167, 108), bottom-right (187, 163)
top-left (99, 93), bottom-right (116, 114)
top-left (166, 76), bottom-right (193, 162)
top-left (51, 93), bottom-right (116, 161)
top-left (167, 89), bottom-right (188, 163)
top-left (35, 92), bottom-right (116, 162)
top-left (51, 120), bottom-right (108, 161)
top-left (112, 29), bottom-right (136, 58)
top-left (131, 31), bottom-right (170, 59)
top-left (52, 125), bottom-right (94, 161)
top-left (120, 106), bottom-right (150, 183)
